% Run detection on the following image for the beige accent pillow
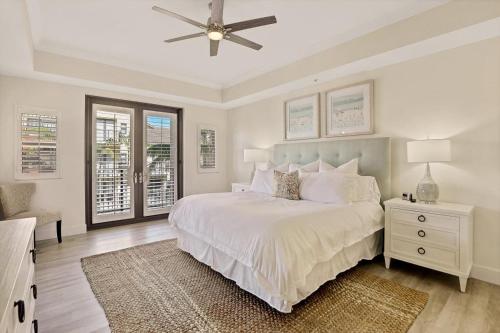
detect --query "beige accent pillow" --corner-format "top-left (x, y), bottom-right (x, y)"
top-left (273, 170), bottom-right (300, 200)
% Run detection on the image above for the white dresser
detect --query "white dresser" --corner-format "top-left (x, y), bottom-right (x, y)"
top-left (384, 198), bottom-right (474, 292)
top-left (0, 218), bottom-right (38, 333)
top-left (231, 182), bottom-right (251, 193)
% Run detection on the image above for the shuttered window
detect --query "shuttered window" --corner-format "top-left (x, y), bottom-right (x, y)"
top-left (144, 113), bottom-right (176, 214)
top-left (94, 109), bottom-right (133, 219)
top-left (198, 125), bottom-right (217, 173)
top-left (16, 108), bottom-right (60, 179)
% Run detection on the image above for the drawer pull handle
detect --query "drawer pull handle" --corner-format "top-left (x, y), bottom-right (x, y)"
top-left (30, 248), bottom-right (37, 264)
top-left (14, 300), bottom-right (25, 323)
top-left (418, 230), bottom-right (426, 237)
top-left (417, 247), bottom-right (426, 255)
top-left (417, 215), bottom-right (426, 222)
top-left (33, 319), bottom-right (38, 333)
top-left (31, 284), bottom-right (38, 299)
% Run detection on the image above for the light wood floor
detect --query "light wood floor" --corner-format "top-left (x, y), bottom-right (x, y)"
top-left (35, 220), bottom-right (500, 333)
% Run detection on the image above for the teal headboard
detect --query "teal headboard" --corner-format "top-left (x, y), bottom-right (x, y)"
top-left (273, 137), bottom-right (391, 201)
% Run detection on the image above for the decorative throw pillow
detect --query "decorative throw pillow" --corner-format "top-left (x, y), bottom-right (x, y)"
top-left (273, 170), bottom-right (300, 200)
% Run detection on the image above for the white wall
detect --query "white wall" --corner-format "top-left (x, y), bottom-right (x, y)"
top-left (0, 76), bottom-right (228, 239)
top-left (228, 37), bottom-right (500, 283)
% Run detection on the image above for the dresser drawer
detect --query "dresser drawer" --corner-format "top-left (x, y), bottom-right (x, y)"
top-left (391, 208), bottom-right (459, 231)
top-left (391, 238), bottom-right (458, 269)
top-left (391, 222), bottom-right (458, 249)
top-left (4, 264), bottom-right (35, 333)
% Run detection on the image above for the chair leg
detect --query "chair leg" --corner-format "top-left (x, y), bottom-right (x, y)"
top-left (56, 220), bottom-right (62, 243)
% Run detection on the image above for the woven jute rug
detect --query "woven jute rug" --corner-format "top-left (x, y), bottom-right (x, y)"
top-left (81, 240), bottom-right (428, 333)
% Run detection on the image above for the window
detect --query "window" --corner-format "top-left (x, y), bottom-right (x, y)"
top-left (197, 125), bottom-right (217, 173)
top-left (15, 106), bottom-right (61, 179)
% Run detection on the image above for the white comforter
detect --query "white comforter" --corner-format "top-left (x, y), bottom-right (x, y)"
top-left (168, 192), bottom-right (384, 307)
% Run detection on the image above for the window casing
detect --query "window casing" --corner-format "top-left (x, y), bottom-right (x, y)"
top-left (15, 106), bottom-right (61, 180)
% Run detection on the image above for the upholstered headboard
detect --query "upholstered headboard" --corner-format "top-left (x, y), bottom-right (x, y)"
top-left (273, 137), bottom-right (391, 202)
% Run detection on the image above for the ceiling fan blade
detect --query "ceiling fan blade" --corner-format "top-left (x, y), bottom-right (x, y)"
top-left (211, 0), bottom-right (224, 24)
top-left (165, 32), bottom-right (206, 43)
top-left (224, 16), bottom-right (277, 33)
top-left (152, 6), bottom-right (206, 29)
top-left (225, 33), bottom-right (262, 51)
top-left (210, 39), bottom-right (220, 57)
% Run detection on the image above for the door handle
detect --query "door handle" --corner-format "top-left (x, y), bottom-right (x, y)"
top-left (134, 172), bottom-right (138, 184)
top-left (139, 172), bottom-right (143, 184)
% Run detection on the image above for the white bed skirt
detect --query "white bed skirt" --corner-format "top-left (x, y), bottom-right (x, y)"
top-left (177, 229), bottom-right (383, 313)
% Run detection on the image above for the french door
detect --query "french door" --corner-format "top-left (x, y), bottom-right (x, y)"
top-left (85, 96), bottom-right (182, 229)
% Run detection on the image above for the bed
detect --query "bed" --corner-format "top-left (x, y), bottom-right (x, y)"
top-left (169, 137), bottom-right (391, 313)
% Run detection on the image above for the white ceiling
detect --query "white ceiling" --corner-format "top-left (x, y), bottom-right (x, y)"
top-left (26, 0), bottom-right (447, 88)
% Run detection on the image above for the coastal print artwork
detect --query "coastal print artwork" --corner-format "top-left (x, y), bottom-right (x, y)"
top-left (284, 94), bottom-right (319, 140)
top-left (326, 81), bottom-right (373, 137)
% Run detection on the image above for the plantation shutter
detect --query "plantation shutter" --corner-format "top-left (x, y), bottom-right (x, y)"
top-left (198, 126), bottom-right (217, 172)
top-left (143, 112), bottom-right (177, 215)
top-left (18, 111), bottom-right (59, 178)
top-left (94, 109), bottom-right (133, 220)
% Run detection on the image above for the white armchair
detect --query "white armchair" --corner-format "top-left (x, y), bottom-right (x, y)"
top-left (0, 183), bottom-right (62, 243)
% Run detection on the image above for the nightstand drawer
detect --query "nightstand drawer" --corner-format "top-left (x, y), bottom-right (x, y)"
top-left (391, 208), bottom-right (459, 231)
top-left (391, 238), bottom-right (458, 269)
top-left (391, 222), bottom-right (458, 249)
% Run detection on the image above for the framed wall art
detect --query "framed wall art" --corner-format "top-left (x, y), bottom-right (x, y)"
top-left (325, 81), bottom-right (373, 137)
top-left (284, 94), bottom-right (320, 140)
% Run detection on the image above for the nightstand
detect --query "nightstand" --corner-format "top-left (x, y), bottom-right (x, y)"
top-left (231, 182), bottom-right (251, 193)
top-left (384, 198), bottom-right (474, 292)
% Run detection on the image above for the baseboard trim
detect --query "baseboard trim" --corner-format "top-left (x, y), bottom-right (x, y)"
top-left (471, 264), bottom-right (500, 286)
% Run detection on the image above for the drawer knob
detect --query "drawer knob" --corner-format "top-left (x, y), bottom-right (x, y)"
top-left (417, 247), bottom-right (426, 255)
top-left (33, 319), bottom-right (38, 333)
top-left (417, 215), bottom-right (426, 222)
top-left (14, 300), bottom-right (25, 323)
top-left (418, 230), bottom-right (426, 237)
top-left (30, 248), bottom-right (37, 264)
top-left (31, 284), bottom-right (38, 299)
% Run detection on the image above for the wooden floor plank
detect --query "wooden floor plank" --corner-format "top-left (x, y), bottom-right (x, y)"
top-left (34, 220), bottom-right (500, 333)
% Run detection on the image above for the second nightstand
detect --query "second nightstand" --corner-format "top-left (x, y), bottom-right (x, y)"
top-left (231, 182), bottom-right (251, 193)
top-left (384, 198), bottom-right (474, 292)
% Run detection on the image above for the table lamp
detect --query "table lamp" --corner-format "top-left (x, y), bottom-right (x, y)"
top-left (407, 139), bottom-right (451, 204)
top-left (243, 149), bottom-right (269, 182)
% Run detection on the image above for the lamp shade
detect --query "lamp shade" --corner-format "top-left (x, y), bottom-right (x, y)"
top-left (407, 139), bottom-right (451, 163)
top-left (243, 149), bottom-right (269, 163)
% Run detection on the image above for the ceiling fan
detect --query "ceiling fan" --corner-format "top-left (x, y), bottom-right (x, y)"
top-left (152, 0), bottom-right (277, 56)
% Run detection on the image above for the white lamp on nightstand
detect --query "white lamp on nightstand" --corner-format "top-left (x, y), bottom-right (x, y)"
top-left (407, 139), bottom-right (451, 204)
top-left (243, 149), bottom-right (269, 182)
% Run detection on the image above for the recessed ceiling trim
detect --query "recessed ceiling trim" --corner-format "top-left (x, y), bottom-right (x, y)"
top-left (4, 17), bottom-right (498, 111)
top-left (222, 17), bottom-right (500, 109)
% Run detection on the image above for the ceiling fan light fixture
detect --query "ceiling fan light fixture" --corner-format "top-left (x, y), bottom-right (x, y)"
top-left (208, 30), bottom-right (224, 40)
top-left (207, 24), bottom-right (225, 41)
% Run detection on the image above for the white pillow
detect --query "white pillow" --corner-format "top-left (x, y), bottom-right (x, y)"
top-left (319, 158), bottom-right (359, 175)
top-left (289, 160), bottom-right (320, 173)
top-left (250, 168), bottom-right (274, 194)
top-left (299, 172), bottom-right (355, 204)
top-left (352, 176), bottom-right (381, 203)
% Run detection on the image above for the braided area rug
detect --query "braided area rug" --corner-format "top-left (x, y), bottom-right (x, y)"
top-left (81, 239), bottom-right (428, 333)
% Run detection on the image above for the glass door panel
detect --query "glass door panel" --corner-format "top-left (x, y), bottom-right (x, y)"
top-left (92, 104), bottom-right (134, 223)
top-left (143, 111), bottom-right (177, 216)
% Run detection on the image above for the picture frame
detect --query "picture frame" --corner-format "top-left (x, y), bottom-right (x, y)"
top-left (284, 93), bottom-right (320, 140)
top-left (325, 80), bottom-right (373, 137)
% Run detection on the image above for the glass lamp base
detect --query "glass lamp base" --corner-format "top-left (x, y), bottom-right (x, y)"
top-left (416, 163), bottom-right (439, 204)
